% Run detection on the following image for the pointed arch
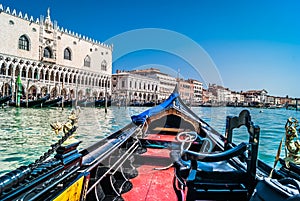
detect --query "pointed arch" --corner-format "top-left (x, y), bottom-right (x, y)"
top-left (69, 74), bottom-right (72, 84)
top-left (50, 70), bottom-right (55, 81)
top-left (8, 64), bottom-right (13, 76)
top-left (40, 69), bottom-right (44, 80)
top-left (64, 73), bottom-right (68, 83)
top-left (55, 71), bottom-right (59, 82)
top-left (18, 35), bottom-right (30, 51)
top-left (60, 72), bottom-right (64, 83)
top-left (64, 47), bottom-right (72, 60)
top-left (45, 70), bottom-right (49, 80)
top-left (101, 60), bottom-right (107, 71)
top-left (0, 63), bottom-right (6, 76)
top-left (28, 67), bottom-right (33, 79)
top-left (73, 74), bottom-right (77, 84)
top-left (21, 66), bottom-right (26, 78)
top-left (15, 65), bottom-right (20, 76)
top-left (43, 47), bottom-right (52, 58)
top-left (34, 68), bottom-right (39, 80)
top-left (84, 55), bottom-right (91, 67)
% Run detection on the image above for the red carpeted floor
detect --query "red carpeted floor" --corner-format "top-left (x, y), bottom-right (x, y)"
top-left (122, 147), bottom-right (177, 201)
top-left (122, 165), bottom-right (177, 201)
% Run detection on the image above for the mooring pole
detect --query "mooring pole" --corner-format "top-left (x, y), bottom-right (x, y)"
top-left (61, 82), bottom-right (64, 110)
top-left (105, 86), bottom-right (107, 113)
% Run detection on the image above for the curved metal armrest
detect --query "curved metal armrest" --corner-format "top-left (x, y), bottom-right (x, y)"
top-left (182, 142), bottom-right (248, 162)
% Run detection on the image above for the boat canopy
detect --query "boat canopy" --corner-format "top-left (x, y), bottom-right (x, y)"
top-left (131, 92), bottom-right (179, 125)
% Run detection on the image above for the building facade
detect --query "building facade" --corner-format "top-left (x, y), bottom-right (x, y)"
top-left (0, 5), bottom-right (112, 100)
top-left (112, 71), bottom-right (159, 104)
top-left (188, 79), bottom-right (203, 105)
top-left (208, 84), bottom-right (232, 104)
top-left (130, 68), bottom-right (177, 100)
top-left (242, 89), bottom-right (268, 104)
top-left (177, 79), bottom-right (193, 104)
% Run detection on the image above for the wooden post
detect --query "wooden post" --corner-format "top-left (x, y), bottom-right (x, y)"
top-left (26, 79), bottom-right (30, 108)
top-left (75, 79), bottom-right (78, 107)
top-left (104, 86), bottom-right (107, 113)
top-left (61, 81), bottom-right (64, 110)
top-left (16, 75), bottom-right (22, 107)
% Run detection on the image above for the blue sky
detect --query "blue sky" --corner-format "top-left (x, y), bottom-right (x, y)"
top-left (2, 0), bottom-right (300, 97)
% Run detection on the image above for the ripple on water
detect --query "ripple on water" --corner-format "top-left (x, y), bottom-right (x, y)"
top-left (0, 106), bottom-right (299, 176)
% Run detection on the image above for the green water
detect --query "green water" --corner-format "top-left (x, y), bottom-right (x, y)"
top-left (0, 106), bottom-right (299, 176)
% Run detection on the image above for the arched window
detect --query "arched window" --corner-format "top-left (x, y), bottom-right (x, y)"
top-left (40, 69), bottom-right (44, 80)
top-left (1, 64), bottom-right (6, 75)
top-left (44, 47), bottom-right (52, 58)
top-left (101, 60), bottom-right (107, 71)
top-left (34, 69), bottom-right (38, 80)
top-left (18, 35), bottom-right (30, 51)
top-left (50, 71), bottom-right (55, 81)
top-left (84, 55), bottom-right (91, 67)
top-left (45, 70), bottom-right (49, 80)
top-left (55, 72), bottom-right (59, 82)
top-left (21, 67), bottom-right (26, 78)
top-left (28, 68), bottom-right (33, 79)
top-left (64, 48), bottom-right (72, 60)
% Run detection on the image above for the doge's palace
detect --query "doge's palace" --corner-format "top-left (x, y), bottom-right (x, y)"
top-left (0, 4), bottom-right (112, 101)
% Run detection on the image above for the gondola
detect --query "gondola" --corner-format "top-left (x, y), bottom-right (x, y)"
top-left (0, 87), bottom-right (299, 201)
top-left (0, 95), bottom-right (11, 105)
top-left (8, 94), bottom-right (50, 108)
top-left (55, 99), bottom-right (87, 108)
top-left (77, 99), bottom-right (111, 108)
top-left (130, 101), bottom-right (155, 107)
top-left (42, 97), bottom-right (63, 107)
top-left (95, 99), bottom-right (111, 107)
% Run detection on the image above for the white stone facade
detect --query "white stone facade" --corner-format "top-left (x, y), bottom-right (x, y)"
top-left (177, 79), bottom-right (193, 103)
top-left (129, 68), bottom-right (176, 100)
top-left (188, 79), bottom-right (203, 105)
top-left (112, 72), bottom-right (159, 104)
top-left (0, 5), bottom-right (112, 100)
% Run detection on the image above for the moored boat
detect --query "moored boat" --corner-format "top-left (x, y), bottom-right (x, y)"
top-left (77, 99), bottom-right (112, 107)
top-left (0, 95), bottom-right (11, 105)
top-left (0, 87), bottom-right (299, 201)
top-left (95, 99), bottom-right (111, 107)
top-left (54, 99), bottom-right (87, 108)
top-left (8, 94), bottom-right (50, 108)
top-left (42, 96), bottom-right (63, 107)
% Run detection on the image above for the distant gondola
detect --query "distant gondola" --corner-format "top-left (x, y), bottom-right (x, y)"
top-left (95, 99), bottom-right (111, 107)
top-left (42, 96), bottom-right (63, 107)
top-left (76, 99), bottom-right (112, 107)
top-left (8, 94), bottom-right (50, 108)
top-left (130, 101), bottom-right (155, 107)
top-left (55, 99), bottom-right (86, 108)
top-left (0, 95), bottom-right (12, 105)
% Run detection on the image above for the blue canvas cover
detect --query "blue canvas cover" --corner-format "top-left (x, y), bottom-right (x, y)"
top-left (131, 92), bottom-right (179, 125)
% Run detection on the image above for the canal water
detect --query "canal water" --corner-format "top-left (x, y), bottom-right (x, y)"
top-left (0, 106), bottom-right (299, 176)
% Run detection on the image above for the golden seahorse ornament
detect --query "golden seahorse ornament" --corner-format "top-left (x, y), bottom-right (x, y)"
top-left (284, 117), bottom-right (300, 166)
top-left (50, 107), bottom-right (81, 146)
